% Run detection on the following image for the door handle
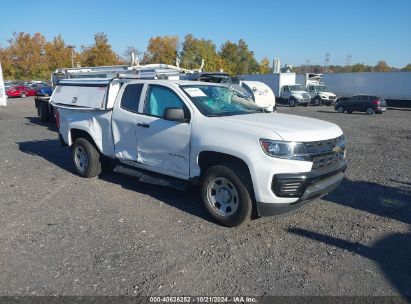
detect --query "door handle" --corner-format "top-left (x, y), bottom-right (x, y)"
top-left (137, 122), bottom-right (150, 128)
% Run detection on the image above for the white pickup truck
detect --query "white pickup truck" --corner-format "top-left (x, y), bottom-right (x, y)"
top-left (52, 77), bottom-right (347, 227)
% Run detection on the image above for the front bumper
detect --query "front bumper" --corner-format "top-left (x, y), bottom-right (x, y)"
top-left (257, 162), bottom-right (346, 217)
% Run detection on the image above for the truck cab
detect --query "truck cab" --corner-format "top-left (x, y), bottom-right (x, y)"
top-left (281, 84), bottom-right (311, 107)
top-left (307, 84), bottom-right (337, 106)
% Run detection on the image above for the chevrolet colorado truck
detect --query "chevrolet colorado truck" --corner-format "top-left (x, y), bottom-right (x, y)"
top-left (51, 78), bottom-right (347, 227)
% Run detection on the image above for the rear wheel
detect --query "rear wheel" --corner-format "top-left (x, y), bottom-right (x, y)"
top-left (366, 107), bottom-right (375, 115)
top-left (201, 163), bottom-right (253, 227)
top-left (337, 106), bottom-right (344, 113)
top-left (20, 92), bottom-right (26, 98)
top-left (72, 138), bottom-right (102, 178)
top-left (39, 103), bottom-right (50, 122)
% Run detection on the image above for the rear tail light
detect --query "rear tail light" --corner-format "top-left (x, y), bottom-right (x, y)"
top-left (372, 99), bottom-right (380, 105)
top-left (55, 109), bottom-right (60, 129)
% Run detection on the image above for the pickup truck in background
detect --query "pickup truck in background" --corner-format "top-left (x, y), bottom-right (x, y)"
top-left (52, 78), bottom-right (347, 227)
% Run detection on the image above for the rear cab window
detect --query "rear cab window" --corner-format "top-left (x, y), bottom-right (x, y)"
top-left (120, 84), bottom-right (144, 113)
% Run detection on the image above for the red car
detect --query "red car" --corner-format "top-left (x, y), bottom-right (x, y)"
top-left (5, 85), bottom-right (36, 98)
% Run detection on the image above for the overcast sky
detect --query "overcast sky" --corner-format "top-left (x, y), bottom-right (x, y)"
top-left (1, 0), bottom-right (410, 68)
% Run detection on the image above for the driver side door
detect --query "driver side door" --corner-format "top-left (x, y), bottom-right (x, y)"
top-left (134, 84), bottom-right (191, 179)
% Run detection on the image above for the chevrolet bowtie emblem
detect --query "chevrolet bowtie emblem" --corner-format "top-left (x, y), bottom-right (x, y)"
top-left (332, 146), bottom-right (342, 153)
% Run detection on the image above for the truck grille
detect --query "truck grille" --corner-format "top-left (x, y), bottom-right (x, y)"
top-left (329, 96), bottom-right (336, 99)
top-left (302, 93), bottom-right (311, 102)
top-left (305, 135), bottom-right (345, 171)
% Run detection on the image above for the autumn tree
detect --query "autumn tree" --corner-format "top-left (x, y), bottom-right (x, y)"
top-left (80, 33), bottom-right (121, 66)
top-left (141, 36), bottom-right (178, 65)
top-left (374, 60), bottom-right (391, 72)
top-left (259, 57), bottom-right (271, 74)
top-left (180, 34), bottom-right (223, 71)
top-left (44, 35), bottom-right (74, 71)
top-left (1, 32), bottom-right (49, 79)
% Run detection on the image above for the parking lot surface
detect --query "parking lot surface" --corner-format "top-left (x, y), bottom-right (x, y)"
top-left (0, 98), bottom-right (410, 297)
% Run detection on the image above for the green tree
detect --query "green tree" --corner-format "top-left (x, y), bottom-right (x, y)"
top-left (80, 33), bottom-right (121, 66)
top-left (259, 57), bottom-right (271, 74)
top-left (351, 63), bottom-right (371, 72)
top-left (180, 34), bottom-right (222, 71)
top-left (219, 39), bottom-right (259, 75)
top-left (401, 64), bottom-right (411, 71)
top-left (141, 36), bottom-right (178, 65)
top-left (374, 60), bottom-right (391, 72)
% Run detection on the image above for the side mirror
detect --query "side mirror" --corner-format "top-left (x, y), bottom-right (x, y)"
top-left (164, 107), bottom-right (187, 122)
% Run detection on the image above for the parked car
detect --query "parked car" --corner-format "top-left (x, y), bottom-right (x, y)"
top-left (52, 78), bottom-right (347, 227)
top-left (35, 86), bottom-right (53, 97)
top-left (5, 85), bottom-right (36, 98)
top-left (335, 95), bottom-right (387, 115)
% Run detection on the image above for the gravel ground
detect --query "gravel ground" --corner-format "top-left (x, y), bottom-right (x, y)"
top-left (0, 98), bottom-right (410, 298)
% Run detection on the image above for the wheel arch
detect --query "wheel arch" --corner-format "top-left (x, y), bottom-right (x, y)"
top-left (70, 128), bottom-right (102, 153)
top-left (197, 151), bottom-right (255, 197)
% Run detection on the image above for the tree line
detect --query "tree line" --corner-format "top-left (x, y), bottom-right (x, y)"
top-left (0, 32), bottom-right (410, 80)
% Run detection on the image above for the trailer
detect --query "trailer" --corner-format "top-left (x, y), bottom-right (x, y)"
top-left (322, 72), bottom-right (411, 107)
top-left (240, 73), bottom-right (311, 107)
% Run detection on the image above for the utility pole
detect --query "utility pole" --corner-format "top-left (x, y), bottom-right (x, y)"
top-left (324, 53), bottom-right (330, 72)
top-left (346, 55), bottom-right (352, 66)
top-left (67, 45), bottom-right (75, 68)
top-left (305, 59), bottom-right (310, 73)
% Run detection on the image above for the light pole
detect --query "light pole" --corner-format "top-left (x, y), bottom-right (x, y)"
top-left (67, 45), bottom-right (75, 68)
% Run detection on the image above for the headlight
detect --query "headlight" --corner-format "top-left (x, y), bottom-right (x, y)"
top-left (260, 139), bottom-right (310, 161)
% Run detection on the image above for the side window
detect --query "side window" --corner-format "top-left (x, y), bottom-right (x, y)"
top-left (121, 84), bottom-right (144, 113)
top-left (144, 85), bottom-right (184, 117)
top-left (283, 86), bottom-right (289, 92)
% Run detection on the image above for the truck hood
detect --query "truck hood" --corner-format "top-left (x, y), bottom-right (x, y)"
top-left (218, 113), bottom-right (343, 142)
top-left (291, 90), bottom-right (308, 95)
top-left (318, 92), bottom-right (336, 98)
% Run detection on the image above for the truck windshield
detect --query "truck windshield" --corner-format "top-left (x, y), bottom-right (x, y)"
top-left (181, 85), bottom-right (263, 117)
top-left (316, 85), bottom-right (328, 92)
top-left (289, 85), bottom-right (303, 91)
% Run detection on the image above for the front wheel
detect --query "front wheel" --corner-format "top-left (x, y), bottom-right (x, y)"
top-left (313, 98), bottom-right (321, 106)
top-left (366, 107), bottom-right (375, 115)
top-left (289, 99), bottom-right (296, 107)
top-left (72, 138), bottom-right (102, 178)
top-left (20, 92), bottom-right (26, 98)
top-left (201, 163), bottom-right (253, 227)
top-left (337, 106), bottom-right (344, 113)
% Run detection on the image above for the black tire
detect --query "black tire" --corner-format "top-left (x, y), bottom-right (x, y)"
top-left (201, 163), bottom-right (253, 227)
top-left (39, 103), bottom-right (50, 122)
top-left (72, 138), bottom-right (102, 178)
top-left (337, 106), bottom-right (344, 113)
top-left (366, 107), bottom-right (375, 115)
top-left (313, 97), bottom-right (321, 106)
top-left (347, 110), bottom-right (353, 114)
top-left (20, 92), bottom-right (26, 98)
top-left (303, 103), bottom-right (309, 107)
top-left (289, 98), bottom-right (296, 107)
